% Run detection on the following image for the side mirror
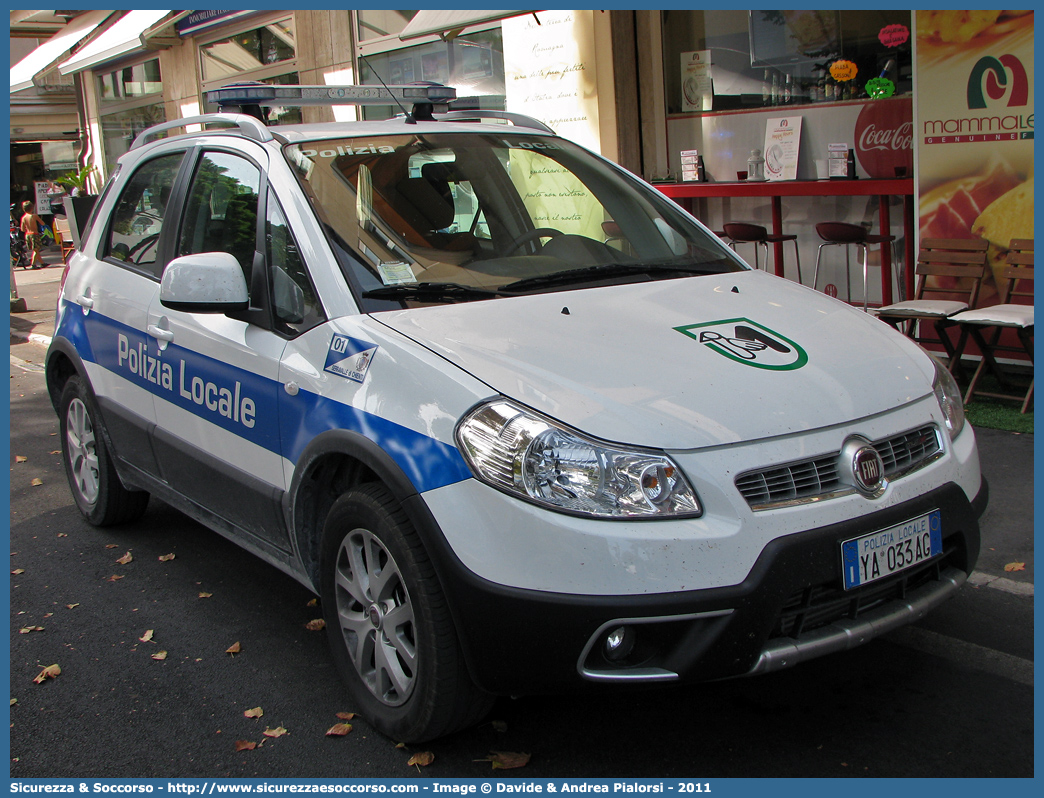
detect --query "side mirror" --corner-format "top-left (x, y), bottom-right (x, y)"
top-left (160, 252), bottom-right (249, 313)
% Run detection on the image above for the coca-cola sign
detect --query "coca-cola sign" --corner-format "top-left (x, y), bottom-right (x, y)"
top-left (854, 98), bottom-right (914, 178)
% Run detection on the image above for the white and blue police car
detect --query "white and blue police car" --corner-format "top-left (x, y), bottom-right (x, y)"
top-left (46, 83), bottom-right (986, 742)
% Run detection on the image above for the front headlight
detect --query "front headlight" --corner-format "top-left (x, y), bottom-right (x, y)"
top-left (932, 359), bottom-right (966, 439)
top-left (455, 400), bottom-right (701, 518)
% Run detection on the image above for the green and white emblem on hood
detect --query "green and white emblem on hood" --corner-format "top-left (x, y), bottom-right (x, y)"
top-left (675, 318), bottom-right (809, 371)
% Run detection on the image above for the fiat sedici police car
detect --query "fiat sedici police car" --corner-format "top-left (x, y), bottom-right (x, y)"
top-left (47, 83), bottom-right (986, 742)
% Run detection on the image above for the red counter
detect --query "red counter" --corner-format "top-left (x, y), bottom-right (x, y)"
top-left (656, 178), bottom-right (916, 305)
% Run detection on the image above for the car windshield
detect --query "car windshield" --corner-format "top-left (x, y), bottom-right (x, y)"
top-left (284, 130), bottom-right (746, 308)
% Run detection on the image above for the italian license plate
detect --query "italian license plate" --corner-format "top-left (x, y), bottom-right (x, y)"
top-left (841, 510), bottom-right (942, 590)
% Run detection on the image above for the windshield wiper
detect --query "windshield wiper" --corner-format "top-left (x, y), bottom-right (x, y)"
top-left (362, 282), bottom-right (503, 302)
top-left (499, 262), bottom-right (726, 293)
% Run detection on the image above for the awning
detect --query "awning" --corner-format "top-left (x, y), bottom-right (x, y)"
top-left (399, 9), bottom-right (535, 41)
top-left (10, 10), bottom-right (112, 93)
top-left (58, 10), bottom-right (171, 75)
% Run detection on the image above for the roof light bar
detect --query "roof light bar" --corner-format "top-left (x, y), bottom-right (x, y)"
top-left (205, 82), bottom-right (456, 110)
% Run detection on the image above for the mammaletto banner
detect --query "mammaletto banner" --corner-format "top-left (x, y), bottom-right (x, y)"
top-left (915, 10), bottom-right (1034, 301)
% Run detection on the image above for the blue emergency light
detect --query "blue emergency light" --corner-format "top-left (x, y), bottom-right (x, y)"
top-left (205, 82), bottom-right (457, 122)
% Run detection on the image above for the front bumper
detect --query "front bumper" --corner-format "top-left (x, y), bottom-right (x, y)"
top-left (406, 479), bottom-right (985, 695)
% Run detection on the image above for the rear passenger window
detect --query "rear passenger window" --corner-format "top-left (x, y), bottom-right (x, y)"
top-left (177, 151), bottom-right (262, 286)
top-left (105, 153), bottom-right (183, 272)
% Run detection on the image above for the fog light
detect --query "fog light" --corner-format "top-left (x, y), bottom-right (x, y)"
top-left (604, 626), bottom-right (635, 661)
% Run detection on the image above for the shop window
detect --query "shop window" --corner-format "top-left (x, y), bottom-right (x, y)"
top-left (200, 18), bottom-right (296, 82)
top-left (661, 9), bottom-right (913, 115)
top-left (96, 57), bottom-right (167, 174)
top-left (199, 16), bottom-right (302, 126)
top-left (97, 59), bottom-right (163, 104)
top-left (357, 10), bottom-right (417, 42)
top-left (358, 27), bottom-right (506, 119)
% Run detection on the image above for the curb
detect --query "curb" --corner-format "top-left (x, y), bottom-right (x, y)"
top-left (11, 328), bottom-right (52, 348)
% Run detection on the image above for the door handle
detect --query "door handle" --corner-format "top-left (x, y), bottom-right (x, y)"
top-left (147, 324), bottom-right (174, 351)
top-left (76, 295), bottom-right (94, 310)
top-left (147, 325), bottom-right (174, 342)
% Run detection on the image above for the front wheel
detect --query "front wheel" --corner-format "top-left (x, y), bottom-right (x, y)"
top-left (320, 484), bottom-right (493, 742)
top-left (59, 375), bottom-right (149, 526)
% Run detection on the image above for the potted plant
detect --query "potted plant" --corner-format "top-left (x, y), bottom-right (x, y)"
top-left (57, 165), bottom-right (98, 248)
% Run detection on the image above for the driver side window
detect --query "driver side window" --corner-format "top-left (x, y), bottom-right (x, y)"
top-left (177, 151), bottom-right (262, 288)
top-left (105, 153), bottom-right (184, 274)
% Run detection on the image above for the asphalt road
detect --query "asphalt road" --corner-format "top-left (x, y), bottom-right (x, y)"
top-left (8, 317), bottom-right (1035, 780)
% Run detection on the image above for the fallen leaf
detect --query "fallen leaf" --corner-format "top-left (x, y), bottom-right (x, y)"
top-left (158, 553), bottom-right (175, 562)
top-left (66, 604), bottom-right (79, 609)
top-left (105, 575), bottom-right (123, 582)
top-left (262, 726), bottom-right (288, 738)
top-left (43, 613), bottom-right (52, 618)
top-left (226, 642), bottom-right (241, 655)
top-left (304, 619), bottom-right (326, 631)
top-left (19, 626), bottom-right (44, 634)
top-left (30, 478), bottom-right (43, 487)
top-left (482, 751), bottom-right (531, 770)
top-left (198, 592), bottom-right (212, 599)
top-left (49, 450), bottom-right (61, 455)
top-left (139, 630), bottom-right (154, 643)
top-left (395, 743), bottom-right (406, 749)
top-left (11, 569), bottom-right (25, 575)
top-left (33, 664), bottom-right (60, 684)
top-left (116, 552), bottom-right (133, 565)
top-left (15, 456), bottom-right (27, 463)
top-left (151, 651), bottom-right (168, 661)
top-left (336, 712), bottom-right (355, 721)
top-left (234, 740), bottom-right (257, 752)
top-left (105, 544), bottom-right (119, 549)
top-left (1004, 562), bottom-right (1026, 573)
top-left (407, 752), bottom-right (434, 767)
top-left (10, 698), bottom-right (17, 706)
top-left (326, 723), bottom-right (352, 737)
top-left (307, 598), bottom-right (318, 607)
top-left (57, 533), bottom-right (68, 538)
top-left (244, 707), bottom-right (264, 719)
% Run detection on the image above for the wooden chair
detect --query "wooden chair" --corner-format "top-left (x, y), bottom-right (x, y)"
top-left (874, 238), bottom-right (990, 374)
top-left (950, 239), bottom-right (1034, 412)
top-left (53, 216), bottom-right (75, 259)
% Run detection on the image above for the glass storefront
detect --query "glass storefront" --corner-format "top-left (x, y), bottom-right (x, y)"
top-left (96, 57), bottom-right (167, 173)
top-left (199, 17), bottom-right (297, 82)
top-left (357, 25), bottom-right (506, 119)
top-left (357, 10), bottom-right (416, 42)
top-left (661, 10), bottom-right (913, 114)
top-left (198, 16), bottom-right (302, 126)
top-left (97, 59), bottom-right (163, 102)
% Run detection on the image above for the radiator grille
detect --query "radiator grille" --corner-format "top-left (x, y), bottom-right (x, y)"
top-left (736, 426), bottom-right (941, 509)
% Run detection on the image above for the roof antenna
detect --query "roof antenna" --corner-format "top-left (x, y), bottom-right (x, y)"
top-left (360, 54), bottom-right (416, 124)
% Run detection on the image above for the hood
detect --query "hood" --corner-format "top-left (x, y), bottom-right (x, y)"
top-left (373, 271), bottom-right (937, 450)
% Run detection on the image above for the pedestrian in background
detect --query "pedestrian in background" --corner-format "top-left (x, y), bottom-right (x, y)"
top-left (19, 200), bottom-right (46, 269)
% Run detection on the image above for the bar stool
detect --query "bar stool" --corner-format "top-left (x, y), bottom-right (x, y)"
top-left (811, 222), bottom-right (900, 311)
top-left (722, 222), bottom-right (802, 284)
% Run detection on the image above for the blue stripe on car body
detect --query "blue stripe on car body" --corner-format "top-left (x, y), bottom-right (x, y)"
top-left (56, 302), bottom-right (473, 494)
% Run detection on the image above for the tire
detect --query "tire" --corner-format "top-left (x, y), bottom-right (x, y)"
top-left (320, 484), bottom-right (494, 742)
top-left (59, 375), bottom-right (149, 526)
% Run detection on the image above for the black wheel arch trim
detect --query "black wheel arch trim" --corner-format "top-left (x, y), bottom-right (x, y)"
top-left (45, 336), bottom-right (90, 413)
top-left (288, 428), bottom-right (438, 588)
